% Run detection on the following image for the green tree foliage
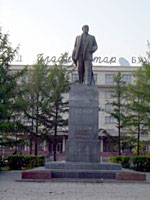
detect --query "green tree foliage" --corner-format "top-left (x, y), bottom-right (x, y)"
top-left (0, 28), bottom-right (26, 148)
top-left (106, 72), bottom-right (127, 155)
top-left (124, 55), bottom-right (150, 155)
top-left (19, 54), bottom-right (71, 159)
top-left (40, 62), bottom-right (71, 161)
top-left (18, 60), bottom-right (48, 155)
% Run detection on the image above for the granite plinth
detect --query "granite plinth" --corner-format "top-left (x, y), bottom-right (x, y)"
top-left (66, 140), bottom-right (100, 162)
top-left (45, 161), bottom-right (122, 170)
top-left (22, 164), bottom-right (146, 181)
top-left (47, 169), bottom-right (118, 179)
top-left (44, 161), bottom-right (122, 179)
top-left (66, 84), bottom-right (100, 163)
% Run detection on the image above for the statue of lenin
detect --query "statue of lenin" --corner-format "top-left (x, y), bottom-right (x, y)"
top-left (72, 25), bottom-right (98, 85)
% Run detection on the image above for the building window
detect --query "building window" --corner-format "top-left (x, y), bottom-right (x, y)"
top-left (105, 104), bottom-right (113, 112)
top-left (105, 91), bottom-right (115, 99)
top-left (93, 74), bottom-right (97, 84)
top-left (105, 74), bottom-right (115, 85)
top-left (72, 73), bottom-right (78, 82)
top-left (105, 116), bottom-right (115, 124)
top-left (105, 129), bottom-right (115, 133)
top-left (72, 73), bottom-right (97, 84)
top-left (122, 74), bottom-right (132, 84)
top-left (122, 127), bottom-right (129, 132)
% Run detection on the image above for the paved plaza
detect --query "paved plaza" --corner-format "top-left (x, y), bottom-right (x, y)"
top-left (0, 171), bottom-right (150, 200)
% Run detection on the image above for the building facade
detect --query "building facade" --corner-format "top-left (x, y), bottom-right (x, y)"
top-left (0, 64), bottom-right (150, 158)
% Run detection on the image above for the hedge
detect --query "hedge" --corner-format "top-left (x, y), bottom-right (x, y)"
top-left (7, 155), bottom-right (24, 170)
top-left (109, 156), bottom-right (130, 168)
top-left (109, 155), bottom-right (150, 172)
top-left (7, 155), bottom-right (45, 170)
top-left (23, 155), bottom-right (45, 169)
top-left (132, 155), bottom-right (150, 172)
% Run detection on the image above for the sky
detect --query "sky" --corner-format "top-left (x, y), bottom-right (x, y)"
top-left (0, 0), bottom-right (150, 65)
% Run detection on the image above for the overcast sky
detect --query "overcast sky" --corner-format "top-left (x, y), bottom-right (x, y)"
top-left (0, 0), bottom-right (150, 65)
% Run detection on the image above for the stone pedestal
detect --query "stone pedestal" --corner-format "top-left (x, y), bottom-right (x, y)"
top-left (44, 83), bottom-right (122, 179)
top-left (66, 84), bottom-right (100, 163)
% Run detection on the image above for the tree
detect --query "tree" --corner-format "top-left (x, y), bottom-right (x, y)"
top-left (124, 56), bottom-right (150, 155)
top-left (105, 72), bottom-right (127, 155)
top-left (37, 56), bottom-right (71, 161)
top-left (19, 54), bottom-right (71, 159)
top-left (134, 56), bottom-right (150, 130)
top-left (0, 28), bottom-right (26, 149)
top-left (18, 59), bottom-right (49, 155)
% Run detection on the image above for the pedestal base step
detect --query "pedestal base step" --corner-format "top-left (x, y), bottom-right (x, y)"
top-left (45, 161), bottom-right (122, 170)
top-left (49, 169), bottom-right (118, 179)
top-left (21, 168), bottom-right (146, 181)
top-left (22, 170), bottom-right (52, 179)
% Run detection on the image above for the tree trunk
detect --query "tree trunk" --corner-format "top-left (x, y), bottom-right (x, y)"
top-left (118, 97), bottom-right (121, 156)
top-left (137, 110), bottom-right (140, 156)
top-left (53, 139), bottom-right (57, 161)
top-left (118, 126), bottom-right (121, 155)
top-left (48, 140), bottom-right (52, 156)
top-left (137, 123), bottom-right (140, 155)
top-left (15, 132), bottom-right (17, 153)
top-left (34, 135), bottom-right (38, 156)
top-left (53, 125), bottom-right (57, 161)
top-left (35, 103), bottom-right (39, 156)
top-left (53, 104), bottom-right (58, 161)
top-left (29, 135), bottom-right (32, 155)
top-left (30, 117), bottom-right (34, 155)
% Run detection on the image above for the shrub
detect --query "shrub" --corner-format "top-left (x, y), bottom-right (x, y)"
top-left (132, 155), bottom-right (150, 172)
top-left (23, 155), bottom-right (37, 169)
top-left (36, 155), bottom-right (45, 166)
top-left (23, 155), bottom-right (45, 169)
top-left (7, 155), bottom-right (24, 170)
top-left (109, 156), bottom-right (130, 168)
top-left (7, 155), bottom-right (45, 170)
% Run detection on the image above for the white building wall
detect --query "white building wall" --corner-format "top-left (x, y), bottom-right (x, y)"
top-left (10, 64), bottom-right (149, 141)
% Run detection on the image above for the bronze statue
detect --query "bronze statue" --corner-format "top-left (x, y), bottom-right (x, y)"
top-left (72, 25), bottom-right (98, 85)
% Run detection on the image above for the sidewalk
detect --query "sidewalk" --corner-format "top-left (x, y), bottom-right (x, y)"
top-left (0, 171), bottom-right (150, 200)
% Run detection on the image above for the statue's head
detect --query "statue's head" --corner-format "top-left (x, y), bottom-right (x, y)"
top-left (82, 25), bottom-right (89, 33)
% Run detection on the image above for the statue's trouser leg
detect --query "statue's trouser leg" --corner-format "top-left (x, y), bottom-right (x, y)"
top-left (84, 60), bottom-right (92, 85)
top-left (77, 59), bottom-right (84, 83)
